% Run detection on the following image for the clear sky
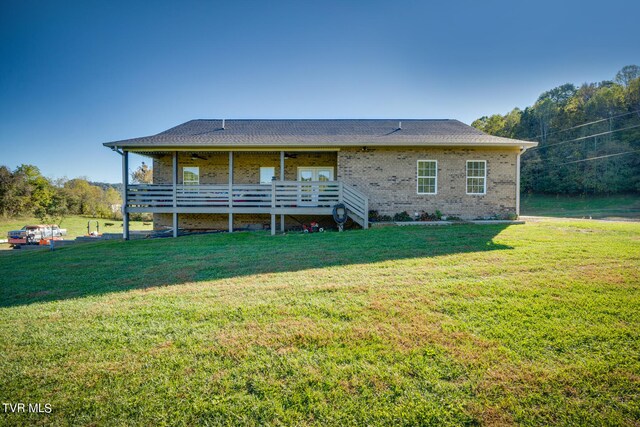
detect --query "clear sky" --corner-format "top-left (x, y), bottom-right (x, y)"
top-left (1, 0), bottom-right (639, 183)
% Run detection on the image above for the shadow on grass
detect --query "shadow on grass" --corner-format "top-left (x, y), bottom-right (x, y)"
top-left (0, 224), bottom-right (512, 307)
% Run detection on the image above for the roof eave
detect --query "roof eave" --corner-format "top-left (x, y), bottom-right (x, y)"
top-left (103, 141), bottom-right (537, 150)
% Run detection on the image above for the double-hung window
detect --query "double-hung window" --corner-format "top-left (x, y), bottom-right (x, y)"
top-left (417, 160), bottom-right (437, 194)
top-left (466, 160), bottom-right (486, 195)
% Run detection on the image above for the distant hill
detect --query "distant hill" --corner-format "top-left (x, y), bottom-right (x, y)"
top-left (472, 65), bottom-right (640, 194)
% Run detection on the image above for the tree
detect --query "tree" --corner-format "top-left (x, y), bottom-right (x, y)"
top-left (473, 67), bottom-right (640, 195)
top-left (63, 179), bottom-right (104, 216)
top-left (564, 83), bottom-right (597, 121)
top-left (0, 164), bottom-right (55, 217)
top-left (615, 65), bottom-right (640, 87)
top-left (533, 97), bottom-right (557, 144)
top-left (104, 187), bottom-right (123, 219)
top-left (36, 191), bottom-right (68, 226)
top-left (0, 166), bottom-right (18, 217)
top-left (471, 109), bottom-right (522, 138)
top-left (585, 84), bottom-right (625, 118)
top-left (625, 77), bottom-right (640, 112)
top-left (131, 162), bottom-right (152, 184)
top-left (538, 83), bottom-right (576, 105)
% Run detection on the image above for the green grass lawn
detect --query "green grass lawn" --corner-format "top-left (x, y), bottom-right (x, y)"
top-left (0, 215), bottom-right (152, 249)
top-left (0, 220), bottom-right (638, 426)
top-left (521, 193), bottom-right (640, 219)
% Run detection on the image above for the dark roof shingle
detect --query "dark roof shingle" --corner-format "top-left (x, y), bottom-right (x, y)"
top-left (103, 119), bottom-right (536, 148)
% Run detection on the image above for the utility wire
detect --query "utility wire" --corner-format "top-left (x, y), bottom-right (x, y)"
top-left (529, 123), bottom-right (640, 151)
top-left (558, 149), bottom-right (640, 165)
top-left (523, 109), bottom-right (640, 142)
top-left (524, 148), bottom-right (640, 165)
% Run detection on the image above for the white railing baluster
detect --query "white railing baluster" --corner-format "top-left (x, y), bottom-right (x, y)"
top-left (126, 181), bottom-right (367, 229)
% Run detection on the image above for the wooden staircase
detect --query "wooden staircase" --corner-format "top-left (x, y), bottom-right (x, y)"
top-left (341, 183), bottom-right (369, 229)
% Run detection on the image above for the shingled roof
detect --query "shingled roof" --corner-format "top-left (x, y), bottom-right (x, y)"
top-left (103, 119), bottom-right (537, 149)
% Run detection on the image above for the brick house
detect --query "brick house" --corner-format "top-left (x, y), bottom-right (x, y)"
top-left (103, 119), bottom-right (537, 238)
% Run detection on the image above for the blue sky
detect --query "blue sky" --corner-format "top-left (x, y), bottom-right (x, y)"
top-left (1, 0), bottom-right (638, 183)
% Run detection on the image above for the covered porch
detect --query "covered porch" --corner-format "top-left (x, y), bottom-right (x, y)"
top-left (117, 149), bottom-right (368, 238)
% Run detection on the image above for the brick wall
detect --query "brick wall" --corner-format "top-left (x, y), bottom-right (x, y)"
top-left (337, 147), bottom-right (519, 219)
top-left (150, 147), bottom-right (519, 228)
top-left (151, 151), bottom-right (338, 231)
top-left (152, 152), bottom-right (337, 184)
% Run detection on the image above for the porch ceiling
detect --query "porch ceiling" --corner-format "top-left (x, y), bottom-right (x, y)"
top-left (131, 148), bottom-right (341, 157)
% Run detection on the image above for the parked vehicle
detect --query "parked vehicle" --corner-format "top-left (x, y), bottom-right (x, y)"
top-left (7, 225), bottom-right (67, 247)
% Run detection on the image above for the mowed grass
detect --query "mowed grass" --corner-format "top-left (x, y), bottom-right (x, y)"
top-left (0, 220), bottom-right (639, 426)
top-left (521, 193), bottom-right (640, 220)
top-left (0, 215), bottom-right (152, 250)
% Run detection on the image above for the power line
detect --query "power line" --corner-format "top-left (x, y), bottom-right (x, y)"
top-left (524, 148), bottom-right (640, 166)
top-left (524, 109), bottom-right (640, 142)
top-left (559, 149), bottom-right (640, 165)
top-left (529, 123), bottom-right (640, 151)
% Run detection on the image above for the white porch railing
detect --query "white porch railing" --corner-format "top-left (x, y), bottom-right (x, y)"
top-left (126, 181), bottom-right (368, 228)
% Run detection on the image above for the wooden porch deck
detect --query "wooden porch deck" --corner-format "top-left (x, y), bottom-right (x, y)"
top-left (125, 180), bottom-right (369, 235)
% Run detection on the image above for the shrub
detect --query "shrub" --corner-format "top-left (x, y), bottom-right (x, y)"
top-left (130, 212), bottom-right (152, 221)
top-left (393, 211), bottom-right (413, 222)
top-left (415, 211), bottom-right (444, 221)
top-left (368, 210), bottom-right (392, 222)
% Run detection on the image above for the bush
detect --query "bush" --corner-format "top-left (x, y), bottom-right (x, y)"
top-left (393, 211), bottom-right (413, 222)
top-left (368, 210), bottom-right (392, 222)
top-left (130, 212), bottom-right (152, 221)
top-left (415, 211), bottom-right (444, 221)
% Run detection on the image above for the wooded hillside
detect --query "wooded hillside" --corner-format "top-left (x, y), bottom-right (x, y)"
top-left (0, 164), bottom-right (122, 222)
top-left (472, 65), bottom-right (640, 194)
top-left (0, 162), bottom-right (155, 221)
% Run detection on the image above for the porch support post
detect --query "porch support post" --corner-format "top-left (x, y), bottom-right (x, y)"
top-left (364, 196), bottom-right (369, 229)
top-left (280, 151), bottom-right (285, 232)
top-left (172, 151), bottom-right (178, 238)
top-left (516, 150), bottom-right (521, 217)
top-left (229, 151), bottom-right (234, 232)
top-left (122, 150), bottom-right (129, 240)
top-left (271, 179), bottom-right (276, 235)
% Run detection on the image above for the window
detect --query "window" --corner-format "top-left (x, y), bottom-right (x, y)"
top-left (260, 167), bottom-right (275, 184)
top-left (417, 160), bottom-right (437, 194)
top-left (297, 167), bottom-right (334, 181)
top-left (466, 160), bottom-right (486, 194)
top-left (183, 167), bottom-right (199, 186)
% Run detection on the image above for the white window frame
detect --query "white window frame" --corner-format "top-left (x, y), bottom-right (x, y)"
top-left (416, 160), bottom-right (437, 195)
top-left (466, 160), bottom-right (487, 195)
top-left (259, 166), bottom-right (275, 184)
top-left (296, 167), bottom-right (334, 181)
top-left (183, 166), bottom-right (200, 186)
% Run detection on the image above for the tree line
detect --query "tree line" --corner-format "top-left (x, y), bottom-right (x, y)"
top-left (0, 164), bottom-right (123, 223)
top-left (472, 65), bottom-right (640, 194)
